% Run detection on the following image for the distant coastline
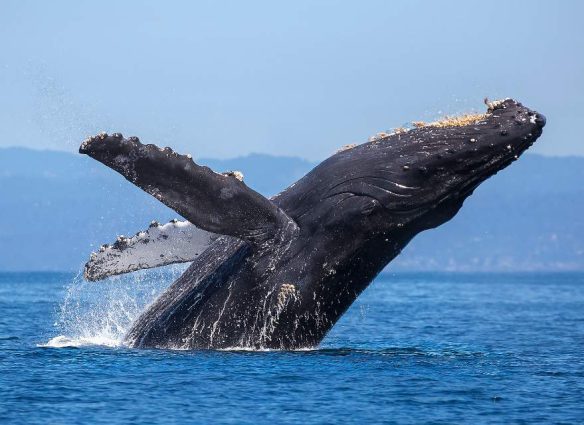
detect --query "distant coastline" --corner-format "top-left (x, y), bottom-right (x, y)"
top-left (1, 148), bottom-right (583, 272)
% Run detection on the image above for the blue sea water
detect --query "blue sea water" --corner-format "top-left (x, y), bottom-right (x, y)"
top-left (0, 271), bottom-right (583, 424)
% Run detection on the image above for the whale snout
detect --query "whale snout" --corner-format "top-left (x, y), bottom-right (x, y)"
top-left (534, 112), bottom-right (546, 128)
top-left (476, 99), bottom-right (545, 158)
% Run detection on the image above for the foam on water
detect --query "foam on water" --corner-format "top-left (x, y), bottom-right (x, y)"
top-left (43, 263), bottom-right (315, 351)
top-left (41, 334), bottom-right (123, 348)
top-left (43, 264), bottom-right (189, 348)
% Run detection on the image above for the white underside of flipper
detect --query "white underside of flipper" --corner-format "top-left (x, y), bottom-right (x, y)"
top-left (84, 220), bottom-right (217, 281)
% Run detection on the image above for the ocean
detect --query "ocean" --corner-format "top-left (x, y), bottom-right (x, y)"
top-left (0, 271), bottom-right (583, 424)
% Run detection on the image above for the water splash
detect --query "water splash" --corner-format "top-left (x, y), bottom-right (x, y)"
top-left (43, 264), bottom-right (189, 348)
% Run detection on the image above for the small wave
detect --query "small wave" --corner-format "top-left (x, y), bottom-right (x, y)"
top-left (0, 336), bottom-right (20, 341)
top-left (39, 335), bottom-right (125, 348)
top-left (287, 346), bottom-right (485, 358)
top-left (218, 346), bottom-right (318, 353)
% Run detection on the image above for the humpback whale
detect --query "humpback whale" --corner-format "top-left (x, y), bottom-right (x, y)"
top-left (80, 98), bottom-right (545, 350)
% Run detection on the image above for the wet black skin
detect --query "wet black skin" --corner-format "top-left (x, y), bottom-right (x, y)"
top-left (80, 99), bottom-right (545, 349)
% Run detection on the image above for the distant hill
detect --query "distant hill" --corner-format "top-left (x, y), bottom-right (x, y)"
top-left (0, 148), bottom-right (582, 272)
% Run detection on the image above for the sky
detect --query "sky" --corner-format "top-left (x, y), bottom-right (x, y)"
top-left (1, 0), bottom-right (582, 160)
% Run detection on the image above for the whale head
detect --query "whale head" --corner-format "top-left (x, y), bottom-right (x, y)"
top-left (281, 99), bottom-right (545, 256)
top-left (374, 98), bottom-right (546, 234)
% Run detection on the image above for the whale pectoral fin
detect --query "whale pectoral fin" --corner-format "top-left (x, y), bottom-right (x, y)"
top-left (79, 133), bottom-right (298, 244)
top-left (84, 219), bottom-right (216, 281)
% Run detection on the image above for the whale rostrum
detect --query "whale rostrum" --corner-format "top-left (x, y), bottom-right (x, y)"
top-left (80, 99), bottom-right (546, 349)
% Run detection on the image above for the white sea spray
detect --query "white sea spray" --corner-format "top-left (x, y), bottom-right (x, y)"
top-left (42, 264), bottom-right (188, 348)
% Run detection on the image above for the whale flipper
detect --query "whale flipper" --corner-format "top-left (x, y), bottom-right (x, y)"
top-left (84, 219), bottom-right (217, 281)
top-left (80, 133), bottom-right (298, 244)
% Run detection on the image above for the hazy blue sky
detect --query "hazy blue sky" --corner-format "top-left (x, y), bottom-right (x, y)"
top-left (1, 0), bottom-right (582, 160)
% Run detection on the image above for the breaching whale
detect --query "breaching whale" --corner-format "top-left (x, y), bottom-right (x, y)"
top-left (80, 99), bottom-right (545, 350)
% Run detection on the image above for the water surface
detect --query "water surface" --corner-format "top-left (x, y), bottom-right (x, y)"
top-left (1, 272), bottom-right (583, 424)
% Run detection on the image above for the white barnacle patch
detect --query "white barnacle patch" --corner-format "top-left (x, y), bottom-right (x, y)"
top-left (336, 144), bottom-right (358, 153)
top-left (277, 283), bottom-right (298, 311)
top-left (221, 170), bottom-right (244, 181)
top-left (425, 114), bottom-right (488, 128)
top-left (369, 127), bottom-right (410, 143)
top-left (373, 110), bottom-right (490, 139)
top-left (257, 283), bottom-right (300, 346)
top-left (80, 137), bottom-right (92, 151)
top-left (368, 132), bottom-right (390, 142)
top-left (485, 97), bottom-right (511, 112)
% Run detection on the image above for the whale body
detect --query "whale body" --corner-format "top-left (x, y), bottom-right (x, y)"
top-left (80, 99), bottom-right (545, 349)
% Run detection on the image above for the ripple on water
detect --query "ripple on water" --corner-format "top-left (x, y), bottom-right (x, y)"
top-left (0, 336), bottom-right (20, 341)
